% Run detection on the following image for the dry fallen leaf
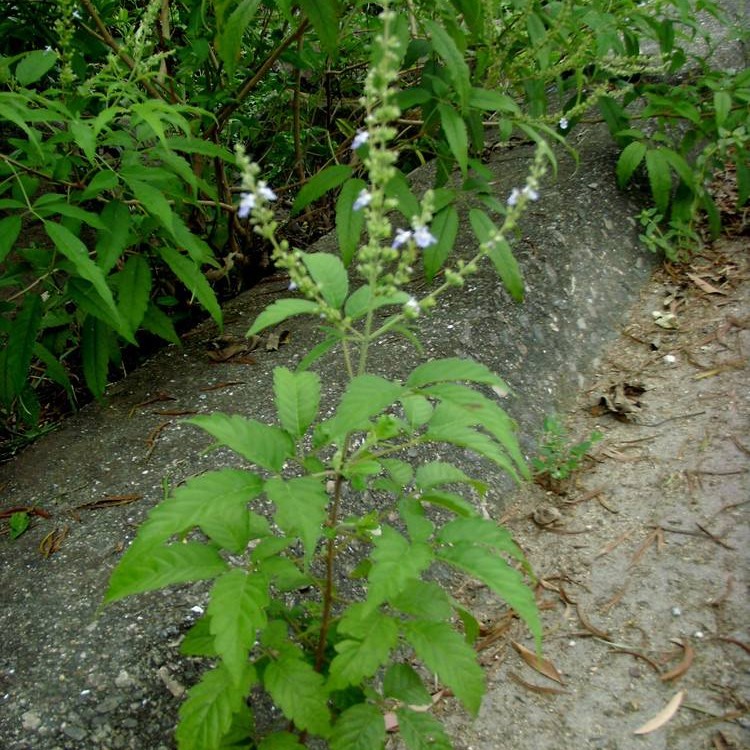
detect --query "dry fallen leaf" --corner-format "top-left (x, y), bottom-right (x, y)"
top-left (686, 272), bottom-right (727, 295)
top-left (633, 690), bottom-right (684, 734)
top-left (511, 641), bottom-right (564, 684)
top-left (661, 638), bottom-right (695, 681)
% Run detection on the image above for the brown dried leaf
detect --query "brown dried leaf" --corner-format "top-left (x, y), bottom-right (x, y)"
top-left (508, 670), bottom-right (566, 695)
top-left (686, 272), bottom-right (728, 295)
top-left (511, 641), bottom-right (564, 684)
top-left (39, 525), bottom-right (69, 557)
top-left (633, 690), bottom-right (684, 734)
top-left (661, 638), bottom-right (694, 682)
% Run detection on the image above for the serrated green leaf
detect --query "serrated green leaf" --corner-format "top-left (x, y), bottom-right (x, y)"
top-left (188, 413), bottom-right (294, 472)
top-left (383, 663), bottom-right (432, 706)
top-left (660, 147), bottom-right (695, 189)
top-left (400, 394), bottom-right (433, 427)
top-left (423, 205), bottom-right (458, 282)
top-left (67, 278), bottom-right (124, 336)
top-left (344, 285), bottom-right (409, 321)
top-left (158, 246), bottom-right (222, 328)
top-left (33, 342), bottom-right (73, 402)
top-left (264, 476), bottom-right (328, 565)
top-left (616, 141), bottom-right (647, 188)
top-left (95, 200), bottom-right (131, 273)
top-left (437, 542), bottom-right (541, 648)
top-left (34, 197), bottom-right (107, 229)
top-left (142, 302), bottom-right (180, 345)
top-left (381, 458), bottom-right (414, 487)
top-left (468, 87), bottom-right (520, 114)
top-left (420, 490), bottom-right (477, 517)
top-left (259, 555), bottom-right (312, 592)
top-left (391, 579), bottom-right (452, 621)
top-left (44, 221), bottom-right (130, 339)
top-left (81, 315), bottom-right (111, 399)
top-left (424, 20), bottom-right (471, 112)
top-left (329, 703), bottom-right (385, 750)
top-left (487, 235), bottom-right (524, 301)
top-left (437, 103), bottom-right (468, 175)
top-left (135, 469), bottom-right (266, 553)
top-left (1, 293), bottom-right (41, 401)
top-left (292, 165), bottom-right (352, 215)
top-left (299, 0), bottom-right (340, 58)
top-left (273, 366), bottom-right (321, 438)
top-left (423, 383), bottom-right (526, 477)
top-left (328, 609), bottom-right (398, 691)
top-left (398, 497), bottom-right (434, 543)
top-left (258, 732), bottom-right (304, 750)
top-left (336, 178), bottom-right (366, 267)
top-left (0, 215), bottom-right (22, 263)
top-left (645, 148), bottom-right (673, 215)
top-left (296, 332), bottom-right (340, 372)
top-left (176, 663), bottom-right (255, 750)
top-left (403, 620), bottom-right (484, 714)
top-left (15, 49), bottom-right (57, 85)
top-left (385, 170), bottom-right (420, 220)
top-left (180, 616), bottom-right (219, 657)
top-left (397, 707), bottom-right (452, 750)
top-left (367, 526), bottom-right (433, 608)
top-left (247, 299), bottom-right (319, 336)
top-left (714, 89), bottom-right (732, 128)
top-left (216, 0), bottom-right (261, 76)
top-left (415, 461), bottom-right (482, 492)
top-left (123, 176), bottom-right (175, 233)
top-left (166, 137), bottom-right (235, 160)
top-left (406, 357), bottom-right (505, 388)
top-left (80, 170), bottom-right (119, 201)
top-left (70, 119), bottom-right (97, 163)
top-left (208, 569), bottom-right (269, 684)
top-left (116, 255), bottom-right (151, 333)
top-left (327, 374), bottom-right (405, 437)
top-left (105, 542), bottom-right (228, 604)
top-left (302, 252), bottom-right (349, 309)
top-left (264, 653), bottom-right (331, 736)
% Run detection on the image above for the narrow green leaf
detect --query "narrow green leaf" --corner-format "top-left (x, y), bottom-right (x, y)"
top-left (645, 148), bottom-right (673, 215)
top-left (180, 616), bottom-right (218, 657)
top-left (437, 103), bottom-right (468, 175)
top-left (470, 209), bottom-right (524, 300)
top-left (415, 461), bottom-right (483, 492)
top-left (423, 205), bottom-right (458, 282)
top-left (116, 255), bottom-right (151, 334)
top-left (0, 215), bottom-right (21, 263)
top-left (158, 246), bottom-right (223, 328)
top-left (15, 49), bottom-right (57, 85)
top-left (302, 252), bottom-right (349, 309)
top-left (33, 342), bottom-right (73, 403)
top-left (367, 526), bottom-right (433, 608)
top-left (273, 366), bottom-right (321, 438)
top-left (438, 542), bottom-right (541, 648)
top-left (44, 221), bottom-right (129, 338)
top-left (385, 170), bottom-right (420, 220)
top-left (124, 176), bottom-right (175, 233)
top-left (2, 293), bottom-right (41, 400)
top-left (207, 569), bottom-right (269, 684)
top-left (299, 0), bottom-right (340, 58)
top-left (468, 87), bottom-right (520, 114)
top-left (438, 517), bottom-right (528, 567)
top-left (329, 704), bottom-right (385, 750)
top-left (166, 137), bottom-right (235, 161)
top-left (135, 469), bottom-right (266, 553)
top-left (175, 663), bottom-right (256, 750)
top-left (328, 609), bottom-right (398, 691)
top-left (188, 413), bottom-right (294, 472)
top-left (419, 490), bottom-right (477, 517)
top-left (327, 375), bottom-right (405, 437)
top-left (264, 477), bottom-right (328, 565)
top-left (70, 119), bottom-right (97, 163)
top-left (615, 141), bottom-right (647, 188)
top-left (264, 653), bottom-right (331, 736)
top-left (660, 147), bottom-right (695, 189)
top-left (247, 299), bottom-right (319, 336)
top-left (424, 20), bottom-right (471, 112)
top-left (404, 620), bottom-right (484, 714)
top-left (296, 332), bottom-right (340, 371)
top-left (105, 542), bottom-right (228, 604)
top-left (397, 708), bottom-right (452, 750)
top-left (406, 357), bottom-right (506, 388)
top-left (81, 315), bottom-right (111, 399)
top-left (216, 0), bottom-right (261, 76)
top-left (714, 90), bottom-right (732, 128)
top-left (336, 178), bottom-right (366, 267)
top-left (292, 165), bottom-right (352, 216)
top-left (95, 200), bottom-right (131, 273)
top-left (383, 663), bottom-right (432, 706)
top-left (142, 302), bottom-right (180, 346)
top-left (80, 170), bottom-right (119, 201)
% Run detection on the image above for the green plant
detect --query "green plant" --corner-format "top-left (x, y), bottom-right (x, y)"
top-left (532, 414), bottom-right (602, 484)
top-left (105, 8), bottom-right (548, 749)
top-left (9, 510), bottom-right (30, 539)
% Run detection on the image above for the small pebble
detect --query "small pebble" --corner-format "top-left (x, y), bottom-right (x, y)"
top-left (671, 606), bottom-right (682, 616)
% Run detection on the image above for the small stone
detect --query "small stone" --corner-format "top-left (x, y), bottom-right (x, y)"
top-left (671, 606), bottom-right (682, 616)
top-left (114, 669), bottom-right (134, 689)
top-left (62, 724), bottom-right (87, 741)
top-left (22, 710), bottom-right (42, 730)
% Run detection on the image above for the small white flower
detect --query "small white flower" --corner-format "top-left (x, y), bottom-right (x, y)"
top-left (44, 46), bottom-right (53, 53)
top-left (353, 188), bottom-right (372, 211)
top-left (507, 187), bottom-right (521, 206)
top-left (72, 8), bottom-right (81, 19)
top-left (413, 225), bottom-right (437, 248)
top-left (288, 281), bottom-right (298, 291)
top-left (237, 192), bottom-right (256, 218)
top-left (559, 117), bottom-right (569, 130)
top-left (351, 130), bottom-right (369, 150)
top-left (392, 228), bottom-right (413, 248)
top-left (257, 181), bottom-right (277, 201)
top-left (522, 185), bottom-right (539, 202)
top-left (404, 296), bottom-right (420, 316)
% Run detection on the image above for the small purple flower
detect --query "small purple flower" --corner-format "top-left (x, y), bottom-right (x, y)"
top-left (237, 193), bottom-right (256, 218)
top-left (351, 130), bottom-right (369, 150)
top-left (392, 228), bottom-right (413, 249)
top-left (507, 187), bottom-right (521, 207)
top-left (522, 186), bottom-right (539, 202)
top-left (353, 189), bottom-right (372, 211)
top-left (413, 225), bottom-right (437, 248)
